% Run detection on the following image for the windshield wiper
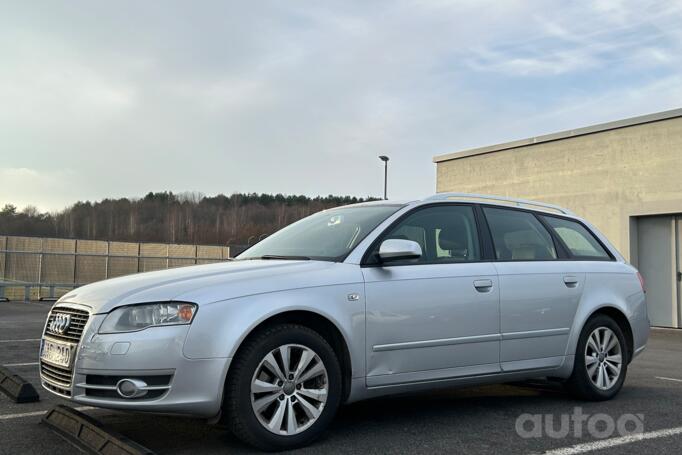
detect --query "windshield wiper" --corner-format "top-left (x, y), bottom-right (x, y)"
top-left (257, 255), bottom-right (311, 261)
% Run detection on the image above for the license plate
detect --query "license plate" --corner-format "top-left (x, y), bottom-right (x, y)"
top-left (40, 339), bottom-right (74, 369)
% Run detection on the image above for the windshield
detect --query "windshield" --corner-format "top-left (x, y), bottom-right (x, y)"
top-left (237, 204), bottom-right (403, 261)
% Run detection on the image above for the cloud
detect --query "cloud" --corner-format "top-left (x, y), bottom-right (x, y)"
top-left (464, 1), bottom-right (682, 76)
top-left (0, 0), bottom-right (681, 211)
top-left (0, 30), bottom-right (137, 131)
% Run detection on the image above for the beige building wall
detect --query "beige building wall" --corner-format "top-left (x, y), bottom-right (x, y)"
top-left (434, 112), bottom-right (682, 262)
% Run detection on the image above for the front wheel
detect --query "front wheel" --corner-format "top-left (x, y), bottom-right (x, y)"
top-left (565, 315), bottom-right (628, 401)
top-left (224, 324), bottom-right (342, 451)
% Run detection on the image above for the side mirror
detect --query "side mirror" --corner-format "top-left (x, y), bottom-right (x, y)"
top-left (378, 239), bottom-right (422, 262)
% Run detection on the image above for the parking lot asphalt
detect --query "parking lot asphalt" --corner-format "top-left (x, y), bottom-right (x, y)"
top-left (1, 302), bottom-right (682, 454)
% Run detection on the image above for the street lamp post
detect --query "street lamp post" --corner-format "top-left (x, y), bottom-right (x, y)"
top-left (379, 155), bottom-right (389, 200)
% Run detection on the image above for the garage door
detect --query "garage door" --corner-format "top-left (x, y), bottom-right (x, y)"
top-left (637, 215), bottom-right (681, 328)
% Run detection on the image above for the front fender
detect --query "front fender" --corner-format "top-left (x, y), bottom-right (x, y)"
top-left (182, 283), bottom-right (365, 379)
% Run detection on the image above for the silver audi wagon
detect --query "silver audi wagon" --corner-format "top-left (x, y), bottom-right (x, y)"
top-left (40, 193), bottom-right (649, 451)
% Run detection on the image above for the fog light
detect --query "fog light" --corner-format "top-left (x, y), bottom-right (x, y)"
top-left (116, 379), bottom-right (148, 399)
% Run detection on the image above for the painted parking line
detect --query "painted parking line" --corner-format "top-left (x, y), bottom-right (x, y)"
top-left (656, 376), bottom-right (682, 383)
top-left (0, 339), bottom-right (41, 343)
top-left (0, 406), bottom-right (94, 421)
top-left (0, 410), bottom-right (47, 420)
top-left (544, 426), bottom-right (682, 454)
top-left (2, 362), bottom-right (39, 367)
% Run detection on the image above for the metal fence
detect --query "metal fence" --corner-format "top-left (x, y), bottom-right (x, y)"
top-left (0, 235), bottom-right (230, 302)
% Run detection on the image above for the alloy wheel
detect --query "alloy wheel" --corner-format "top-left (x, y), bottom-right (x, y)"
top-left (250, 343), bottom-right (329, 435)
top-left (584, 326), bottom-right (622, 390)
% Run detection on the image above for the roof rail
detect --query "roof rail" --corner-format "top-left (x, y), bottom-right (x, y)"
top-left (425, 193), bottom-right (575, 216)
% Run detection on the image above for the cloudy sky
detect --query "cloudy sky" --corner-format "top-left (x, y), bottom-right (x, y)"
top-left (1, 0), bottom-right (681, 211)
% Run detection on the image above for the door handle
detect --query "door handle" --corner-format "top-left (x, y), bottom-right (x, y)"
top-left (563, 276), bottom-right (579, 287)
top-left (473, 279), bottom-right (493, 292)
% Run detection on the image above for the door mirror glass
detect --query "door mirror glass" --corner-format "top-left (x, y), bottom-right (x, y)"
top-left (378, 239), bottom-right (422, 262)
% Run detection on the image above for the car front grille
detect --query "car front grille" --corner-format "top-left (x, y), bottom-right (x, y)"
top-left (43, 307), bottom-right (90, 343)
top-left (40, 306), bottom-right (91, 395)
top-left (42, 378), bottom-right (72, 397)
top-left (40, 363), bottom-right (73, 396)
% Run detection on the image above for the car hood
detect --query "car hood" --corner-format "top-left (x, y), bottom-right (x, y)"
top-left (57, 259), bottom-right (359, 314)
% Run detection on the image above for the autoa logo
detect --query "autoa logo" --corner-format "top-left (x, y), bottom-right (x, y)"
top-left (49, 313), bottom-right (71, 335)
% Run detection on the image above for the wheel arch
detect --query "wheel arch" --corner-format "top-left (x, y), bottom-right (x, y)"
top-left (225, 309), bottom-right (353, 404)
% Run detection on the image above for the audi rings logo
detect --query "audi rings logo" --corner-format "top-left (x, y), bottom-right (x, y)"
top-left (49, 314), bottom-right (71, 335)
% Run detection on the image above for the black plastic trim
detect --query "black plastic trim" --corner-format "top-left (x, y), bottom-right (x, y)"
top-left (534, 212), bottom-right (571, 259)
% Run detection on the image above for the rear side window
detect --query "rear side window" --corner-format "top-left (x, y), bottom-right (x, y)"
top-left (542, 216), bottom-right (611, 259)
top-left (483, 207), bottom-right (557, 261)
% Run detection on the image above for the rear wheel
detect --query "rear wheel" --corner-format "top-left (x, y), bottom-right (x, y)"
top-left (565, 315), bottom-right (628, 401)
top-left (224, 324), bottom-right (342, 451)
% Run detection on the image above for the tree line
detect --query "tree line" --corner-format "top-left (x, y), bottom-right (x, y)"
top-left (0, 192), bottom-right (379, 246)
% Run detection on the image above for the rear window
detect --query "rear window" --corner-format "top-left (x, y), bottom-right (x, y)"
top-left (483, 207), bottom-right (557, 261)
top-left (541, 216), bottom-right (611, 259)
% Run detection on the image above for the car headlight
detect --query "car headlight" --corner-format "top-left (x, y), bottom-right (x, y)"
top-left (99, 302), bottom-right (197, 334)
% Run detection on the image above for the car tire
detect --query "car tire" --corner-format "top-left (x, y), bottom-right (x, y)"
top-left (565, 314), bottom-right (628, 401)
top-left (224, 324), bottom-right (342, 451)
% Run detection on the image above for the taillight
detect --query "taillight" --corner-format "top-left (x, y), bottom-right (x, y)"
top-left (636, 271), bottom-right (646, 293)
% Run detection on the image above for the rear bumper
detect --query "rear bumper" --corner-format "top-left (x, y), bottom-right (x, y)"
top-left (633, 345), bottom-right (647, 359)
top-left (630, 294), bottom-right (650, 361)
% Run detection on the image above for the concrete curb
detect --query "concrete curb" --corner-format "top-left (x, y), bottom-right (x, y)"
top-left (0, 365), bottom-right (40, 403)
top-left (42, 405), bottom-right (155, 455)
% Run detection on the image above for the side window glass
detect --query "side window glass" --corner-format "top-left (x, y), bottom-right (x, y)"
top-left (542, 216), bottom-right (610, 259)
top-left (483, 207), bottom-right (557, 261)
top-left (376, 205), bottom-right (481, 264)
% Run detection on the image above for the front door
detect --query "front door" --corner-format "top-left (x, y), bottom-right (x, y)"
top-left (362, 204), bottom-right (500, 387)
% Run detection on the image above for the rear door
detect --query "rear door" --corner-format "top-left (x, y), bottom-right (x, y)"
top-left (481, 206), bottom-right (585, 372)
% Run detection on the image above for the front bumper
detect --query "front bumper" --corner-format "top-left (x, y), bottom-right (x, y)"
top-left (40, 309), bottom-right (231, 418)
